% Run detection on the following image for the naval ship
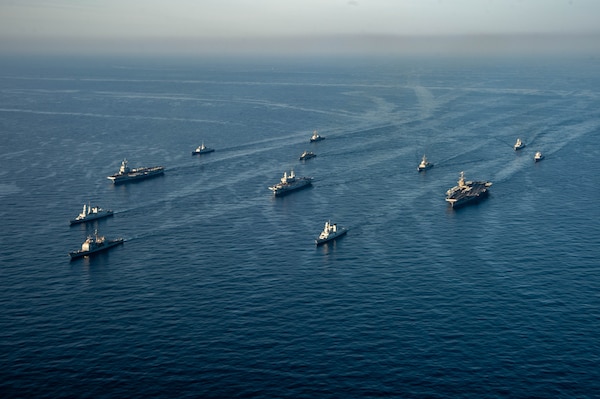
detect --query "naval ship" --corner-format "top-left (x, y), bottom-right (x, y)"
top-left (299, 150), bottom-right (316, 161)
top-left (534, 151), bottom-right (544, 162)
top-left (107, 159), bottom-right (164, 184)
top-left (417, 154), bottom-right (434, 172)
top-left (310, 130), bottom-right (325, 142)
top-left (315, 220), bottom-right (348, 245)
top-left (69, 230), bottom-right (123, 260)
top-left (514, 138), bottom-right (526, 150)
top-left (70, 203), bottom-right (113, 225)
top-left (268, 170), bottom-right (312, 196)
top-left (192, 142), bottom-right (215, 155)
top-left (445, 171), bottom-right (492, 208)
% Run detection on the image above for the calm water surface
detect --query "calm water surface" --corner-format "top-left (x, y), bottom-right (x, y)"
top-left (1, 55), bottom-right (599, 398)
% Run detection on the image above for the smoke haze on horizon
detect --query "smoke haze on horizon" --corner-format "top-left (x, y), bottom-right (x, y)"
top-left (1, 0), bottom-right (599, 56)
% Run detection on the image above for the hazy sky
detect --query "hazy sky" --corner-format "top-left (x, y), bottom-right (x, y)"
top-left (1, 0), bottom-right (599, 55)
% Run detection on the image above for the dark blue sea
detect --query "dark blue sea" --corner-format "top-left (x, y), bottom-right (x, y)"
top-left (1, 54), bottom-right (599, 398)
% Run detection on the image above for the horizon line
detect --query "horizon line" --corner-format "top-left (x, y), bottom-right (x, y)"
top-left (2, 32), bottom-right (599, 57)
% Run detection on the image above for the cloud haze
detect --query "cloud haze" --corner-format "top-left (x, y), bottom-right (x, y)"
top-left (1, 0), bottom-right (599, 56)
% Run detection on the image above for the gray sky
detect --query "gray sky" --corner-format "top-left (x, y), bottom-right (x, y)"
top-left (1, 0), bottom-right (599, 55)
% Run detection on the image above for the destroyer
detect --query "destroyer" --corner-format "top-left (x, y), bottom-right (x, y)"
top-left (107, 159), bottom-right (164, 184)
top-left (70, 203), bottom-right (113, 225)
top-left (514, 138), bottom-right (526, 151)
top-left (417, 154), bottom-right (434, 172)
top-left (268, 170), bottom-right (312, 196)
top-left (69, 230), bottom-right (123, 260)
top-left (192, 142), bottom-right (215, 155)
top-left (315, 220), bottom-right (348, 245)
top-left (310, 130), bottom-right (325, 142)
top-left (445, 171), bottom-right (492, 208)
top-left (299, 151), bottom-right (316, 161)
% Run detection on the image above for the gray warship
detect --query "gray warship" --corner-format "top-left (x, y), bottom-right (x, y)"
top-left (70, 204), bottom-right (113, 225)
top-left (69, 231), bottom-right (123, 260)
top-left (268, 170), bottom-right (312, 196)
top-left (445, 171), bottom-right (492, 208)
top-left (192, 142), bottom-right (215, 155)
top-left (107, 159), bottom-right (164, 184)
top-left (315, 220), bottom-right (348, 245)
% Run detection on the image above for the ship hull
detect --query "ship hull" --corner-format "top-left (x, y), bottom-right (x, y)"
top-left (192, 149), bottom-right (214, 155)
top-left (446, 190), bottom-right (490, 209)
top-left (315, 229), bottom-right (347, 245)
top-left (69, 212), bottom-right (114, 225)
top-left (270, 181), bottom-right (312, 196)
top-left (69, 239), bottom-right (124, 260)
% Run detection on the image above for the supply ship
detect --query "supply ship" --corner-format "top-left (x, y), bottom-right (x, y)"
top-left (107, 159), bottom-right (164, 184)
top-left (268, 170), bottom-right (312, 196)
top-left (445, 171), bottom-right (492, 208)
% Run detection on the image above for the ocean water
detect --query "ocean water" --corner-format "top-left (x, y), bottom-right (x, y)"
top-left (1, 54), bottom-right (599, 398)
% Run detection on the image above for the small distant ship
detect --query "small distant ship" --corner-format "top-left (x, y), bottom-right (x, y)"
top-left (299, 151), bottom-right (316, 161)
top-left (315, 220), bottom-right (348, 245)
top-left (310, 130), bottom-right (325, 142)
top-left (514, 138), bottom-right (526, 151)
top-left (268, 170), bottom-right (312, 196)
top-left (70, 203), bottom-right (113, 225)
top-left (445, 171), bottom-right (492, 209)
top-left (417, 154), bottom-right (434, 172)
top-left (107, 159), bottom-right (164, 184)
top-left (192, 142), bottom-right (215, 155)
top-left (69, 230), bottom-right (123, 260)
top-left (534, 151), bottom-right (544, 162)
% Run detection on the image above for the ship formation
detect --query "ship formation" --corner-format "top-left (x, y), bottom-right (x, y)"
top-left (68, 131), bottom-right (549, 257)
